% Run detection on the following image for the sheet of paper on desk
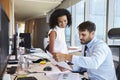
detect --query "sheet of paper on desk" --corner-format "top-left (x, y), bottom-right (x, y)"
top-left (57, 62), bottom-right (72, 70)
top-left (24, 52), bottom-right (51, 61)
top-left (24, 55), bottom-right (40, 61)
top-left (30, 48), bottom-right (44, 53)
top-left (46, 51), bottom-right (72, 70)
top-left (30, 52), bottom-right (51, 59)
top-left (58, 73), bottom-right (82, 80)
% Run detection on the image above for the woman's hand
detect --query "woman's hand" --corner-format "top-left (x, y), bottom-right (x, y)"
top-left (53, 52), bottom-right (72, 62)
top-left (53, 52), bottom-right (66, 62)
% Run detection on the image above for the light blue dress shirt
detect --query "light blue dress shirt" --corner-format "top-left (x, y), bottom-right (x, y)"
top-left (72, 37), bottom-right (117, 80)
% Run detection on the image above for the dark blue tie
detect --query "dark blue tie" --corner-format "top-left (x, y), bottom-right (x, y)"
top-left (84, 46), bottom-right (87, 56)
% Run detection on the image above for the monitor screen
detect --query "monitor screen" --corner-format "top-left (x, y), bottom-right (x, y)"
top-left (10, 33), bottom-right (31, 62)
top-left (0, 5), bottom-right (10, 79)
top-left (11, 33), bottom-right (18, 60)
top-left (19, 33), bottom-right (31, 49)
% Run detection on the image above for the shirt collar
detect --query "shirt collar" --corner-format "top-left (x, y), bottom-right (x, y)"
top-left (86, 37), bottom-right (96, 49)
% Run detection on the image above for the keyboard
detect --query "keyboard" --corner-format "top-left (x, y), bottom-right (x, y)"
top-left (17, 77), bottom-right (37, 80)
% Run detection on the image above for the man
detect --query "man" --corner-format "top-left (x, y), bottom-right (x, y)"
top-left (54, 21), bottom-right (117, 80)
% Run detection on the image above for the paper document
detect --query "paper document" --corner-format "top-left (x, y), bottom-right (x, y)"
top-left (46, 51), bottom-right (72, 70)
top-left (30, 48), bottom-right (44, 53)
top-left (24, 54), bottom-right (40, 61)
top-left (24, 52), bottom-right (51, 61)
top-left (30, 52), bottom-right (51, 59)
top-left (58, 73), bottom-right (81, 80)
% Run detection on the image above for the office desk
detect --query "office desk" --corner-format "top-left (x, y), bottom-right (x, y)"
top-left (7, 48), bottom-right (83, 80)
top-left (7, 62), bottom-right (56, 80)
top-left (8, 62), bottom-right (82, 80)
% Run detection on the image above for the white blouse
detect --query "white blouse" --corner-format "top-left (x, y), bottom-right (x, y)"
top-left (48, 26), bottom-right (68, 54)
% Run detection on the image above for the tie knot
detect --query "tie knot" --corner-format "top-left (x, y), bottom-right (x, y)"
top-left (84, 46), bottom-right (87, 51)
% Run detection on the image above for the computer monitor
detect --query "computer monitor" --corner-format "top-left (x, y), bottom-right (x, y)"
top-left (11, 33), bottom-right (18, 60)
top-left (0, 5), bottom-right (10, 79)
top-left (10, 23), bottom-right (19, 61)
top-left (19, 33), bottom-right (31, 49)
top-left (9, 33), bottom-right (31, 62)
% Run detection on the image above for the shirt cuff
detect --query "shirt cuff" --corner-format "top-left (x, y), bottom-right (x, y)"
top-left (72, 55), bottom-right (80, 71)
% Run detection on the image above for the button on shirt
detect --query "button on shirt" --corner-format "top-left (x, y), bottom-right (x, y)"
top-left (72, 37), bottom-right (117, 80)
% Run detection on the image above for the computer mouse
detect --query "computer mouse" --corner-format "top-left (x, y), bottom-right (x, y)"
top-left (43, 66), bottom-right (52, 71)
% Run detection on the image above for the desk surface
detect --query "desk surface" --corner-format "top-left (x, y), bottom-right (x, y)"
top-left (7, 48), bottom-right (83, 80)
top-left (8, 62), bottom-right (83, 80)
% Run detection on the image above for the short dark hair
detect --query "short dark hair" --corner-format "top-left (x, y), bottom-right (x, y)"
top-left (78, 21), bottom-right (96, 32)
top-left (49, 8), bottom-right (72, 29)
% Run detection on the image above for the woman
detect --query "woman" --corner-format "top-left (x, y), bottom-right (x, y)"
top-left (47, 8), bottom-right (72, 56)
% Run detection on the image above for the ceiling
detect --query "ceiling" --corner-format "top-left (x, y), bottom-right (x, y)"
top-left (14, 0), bottom-right (64, 21)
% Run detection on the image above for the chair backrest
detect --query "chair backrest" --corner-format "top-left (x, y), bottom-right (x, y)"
top-left (43, 37), bottom-right (49, 50)
top-left (108, 28), bottom-right (120, 39)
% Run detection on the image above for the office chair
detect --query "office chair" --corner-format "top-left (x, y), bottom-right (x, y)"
top-left (43, 37), bottom-right (49, 51)
top-left (108, 28), bottom-right (120, 80)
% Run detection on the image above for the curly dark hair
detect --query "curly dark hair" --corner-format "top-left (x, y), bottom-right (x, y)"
top-left (49, 8), bottom-right (72, 29)
top-left (78, 21), bottom-right (96, 32)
